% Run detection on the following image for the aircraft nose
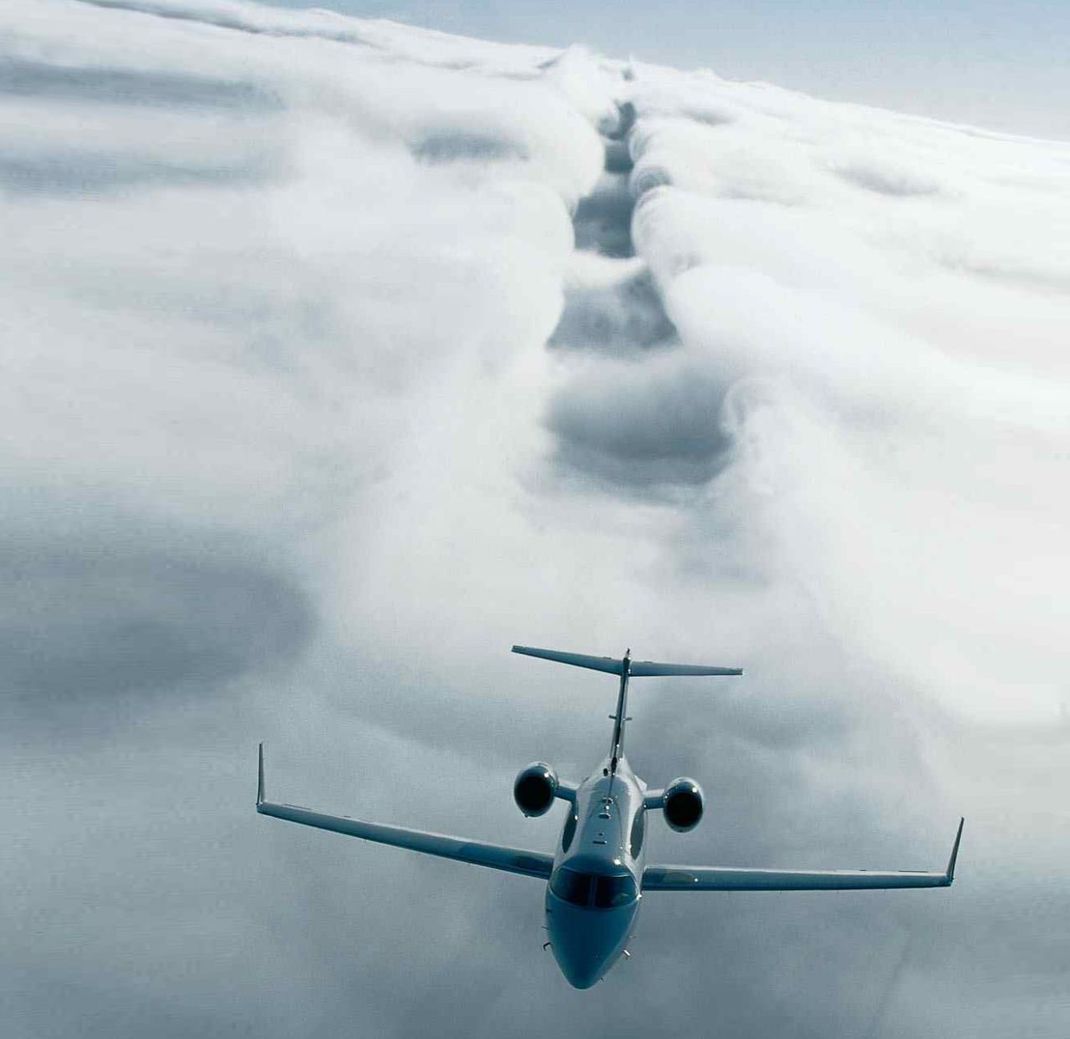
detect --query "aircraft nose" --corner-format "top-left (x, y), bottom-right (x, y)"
top-left (549, 913), bottom-right (605, 988)
top-left (560, 957), bottom-right (602, 990)
top-left (546, 897), bottom-right (634, 989)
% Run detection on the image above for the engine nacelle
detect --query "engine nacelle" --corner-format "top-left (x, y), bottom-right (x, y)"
top-left (663, 777), bottom-right (704, 832)
top-left (513, 762), bottom-right (559, 817)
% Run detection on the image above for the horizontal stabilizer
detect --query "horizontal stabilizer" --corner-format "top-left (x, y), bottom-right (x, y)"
top-left (512, 645), bottom-right (742, 677)
top-left (630, 660), bottom-right (743, 677)
top-left (511, 646), bottom-right (623, 674)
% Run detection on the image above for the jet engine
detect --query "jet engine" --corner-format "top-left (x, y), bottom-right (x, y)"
top-left (663, 777), bottom-right (704, 831)
top-left (513, 762), bottom-right (559, 817)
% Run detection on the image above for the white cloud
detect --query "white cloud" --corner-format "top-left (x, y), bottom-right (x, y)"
top-left (624, 65), bottom-right (1070, 724)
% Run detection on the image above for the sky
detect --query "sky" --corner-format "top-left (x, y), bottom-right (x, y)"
top-left (259, 0), bottom-right (1070, 139)
top-left (3, 1), bottom-right (1069, 1037)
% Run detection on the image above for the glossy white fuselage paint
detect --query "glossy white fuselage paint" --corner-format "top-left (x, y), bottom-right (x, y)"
top-left (544, 756), bottom-right (647, 988)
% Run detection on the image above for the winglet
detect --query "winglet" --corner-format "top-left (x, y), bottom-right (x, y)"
top-left (946, 817), bottom-right (965, 884)
top-left (257, 742), bottom-right (265, 807)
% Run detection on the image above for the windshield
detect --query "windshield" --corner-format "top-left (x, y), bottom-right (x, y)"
top-left (550, 868), bottom-right (637, 909)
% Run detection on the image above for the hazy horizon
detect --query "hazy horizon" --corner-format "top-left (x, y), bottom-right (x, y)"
top-left (258, 0), bottom-right (1070, 140)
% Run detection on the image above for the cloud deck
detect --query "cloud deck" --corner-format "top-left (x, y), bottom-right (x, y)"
top-left (3, 2), bottom-right (1068, 1037)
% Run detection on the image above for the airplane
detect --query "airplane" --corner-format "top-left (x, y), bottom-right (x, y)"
top-left (257, 645), bottom-right (964, 989)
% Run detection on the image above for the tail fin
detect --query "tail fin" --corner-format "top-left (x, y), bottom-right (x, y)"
top-left (512, 645), bottom-right (742, 677)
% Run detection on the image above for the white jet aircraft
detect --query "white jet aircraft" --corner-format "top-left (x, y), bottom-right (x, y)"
top-left (257, 645), bottom-right (963, 988)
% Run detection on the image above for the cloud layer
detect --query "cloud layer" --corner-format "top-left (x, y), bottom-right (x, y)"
top-left (3, 2), bottom-right (1068, 1037)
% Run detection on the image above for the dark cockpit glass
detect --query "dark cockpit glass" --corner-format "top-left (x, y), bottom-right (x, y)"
top-left (593, 873), bottom-right (637, 908)
top-left (550, 867), bottom-right (594, 906)
top-left (550, 868), bottom-right (637, 909)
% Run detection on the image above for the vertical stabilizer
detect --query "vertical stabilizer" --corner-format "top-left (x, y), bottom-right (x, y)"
top-left (610, 650), bottom-right (631, 773)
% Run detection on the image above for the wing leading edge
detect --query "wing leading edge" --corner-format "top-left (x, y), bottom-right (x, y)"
top-left (643, 818), bottom-right (964, 891)
top-left (256, 745), bottom-right (553, 880)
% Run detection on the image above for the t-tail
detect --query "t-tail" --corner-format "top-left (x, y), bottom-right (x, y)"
top-left (511, 645), bottom-right (743, 773)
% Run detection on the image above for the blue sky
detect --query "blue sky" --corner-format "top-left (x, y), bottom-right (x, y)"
top-left (262, 0), bottom-right (1070, 138)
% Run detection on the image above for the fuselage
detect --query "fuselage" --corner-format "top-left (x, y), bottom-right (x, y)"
top-left (544, 755), bottom-right (647, 988)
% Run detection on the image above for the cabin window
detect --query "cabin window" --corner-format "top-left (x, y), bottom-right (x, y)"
top-left (561, 810), bottom-right (578, 853)
top-left (629, 810), bottom-right (645, 858)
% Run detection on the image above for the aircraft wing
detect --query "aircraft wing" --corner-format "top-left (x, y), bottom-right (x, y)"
top-left (255, 745), bottom-right (553, 880)
top-left (643, 819), bottom-right (963, 891)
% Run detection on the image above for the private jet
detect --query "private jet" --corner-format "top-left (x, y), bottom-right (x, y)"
top-left (257, 645), bottom-right (963, 988)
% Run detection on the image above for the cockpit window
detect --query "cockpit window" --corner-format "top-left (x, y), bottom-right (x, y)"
top-left (550, 868), bottom-right (594, 906)
top-left (593, 874), bottom-right (637, 908)
top-left (550, 868), bottom-right (637, 909)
